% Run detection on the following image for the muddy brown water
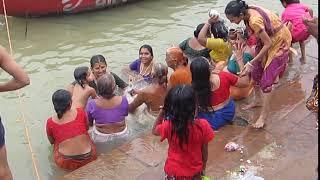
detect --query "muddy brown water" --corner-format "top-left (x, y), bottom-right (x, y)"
top-left (0, 0), bottom-right (318, 179)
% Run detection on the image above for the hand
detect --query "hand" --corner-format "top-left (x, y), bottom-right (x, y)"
top-left (208, 15), bottom-right (219, 24)
top-left (233, 41), bottom-right (246, 62)
top-left (303, 17), bottom-right (318, 39)
top-left (239, 62), bottom-right (252, 77)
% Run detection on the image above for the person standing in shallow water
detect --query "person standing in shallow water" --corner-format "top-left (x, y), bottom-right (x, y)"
top-left (224, 0), bottom-right (292, 129)
top-left (0, 45), bottom-right (30, 180)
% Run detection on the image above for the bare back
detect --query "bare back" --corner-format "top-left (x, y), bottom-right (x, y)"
top-left (72, 84), bottom-right (97, 108)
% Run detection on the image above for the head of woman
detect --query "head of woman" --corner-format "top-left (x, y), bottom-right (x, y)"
top-left (280, 0), bottom-right (300, 8)
top-left (90, 55), bottom-right (108, 79)
top-left (152, 63), bottom-right (168, 85)
top-left (165, 47), bottom-right (188, 69)
top-left (190, 57), bottom-right (211, 111)
top-left (210, 21), bottom-right (229, 41)
top-left (163, 84), bottom-right (196, 150)
top-left (194, 23), bottom-right (210, 38)
top-left (52, 89), bottom-right (72, 119)
top-left (225, 0), bottom-right (249, 24)
top-left (139, 44), bottom-right (154, 65)
top-left (97, 74), bottom-right (116, 99)
top-left (74, 66), bottom-right (94, 88)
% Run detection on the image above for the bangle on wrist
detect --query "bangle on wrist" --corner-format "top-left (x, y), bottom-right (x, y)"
top-left (247, 62), bottom-right (253, 67)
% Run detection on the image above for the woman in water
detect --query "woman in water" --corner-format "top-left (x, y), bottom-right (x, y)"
top-left (46, 89), bottom-right (97, 170)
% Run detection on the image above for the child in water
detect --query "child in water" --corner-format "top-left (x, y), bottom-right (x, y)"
top-left (280, 0), bottom-right (313, 63)
top-left (152, 85), bottom-right (214, 179)
top-left (70, 66), bottom-right (97, 108)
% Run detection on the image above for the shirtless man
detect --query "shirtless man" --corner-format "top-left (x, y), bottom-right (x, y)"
top-left (0, 45), bottom-right (30, 180)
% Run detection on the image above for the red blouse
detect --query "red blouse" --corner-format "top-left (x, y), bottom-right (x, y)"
top-left (46, 108), bottom-right (88, 145)
top-left (210, 71), bottom-right (238, 106)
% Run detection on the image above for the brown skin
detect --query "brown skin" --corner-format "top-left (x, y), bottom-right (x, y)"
top-left (303, 17), bottom-right (318, 40)
top-left (47, 104), bottom-right (92, 156)
top-left (0, 45), bottom-right (30, 180)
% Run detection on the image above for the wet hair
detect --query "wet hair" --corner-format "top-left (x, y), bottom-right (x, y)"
top-left (52, 89), bottom-right (71, 119)
top-left (152, 63), bottom-right (168, 85)
top-left (139, 44), bottom-right (154, 57)
top-left (74, 66), bottom-right (89, 88)
top-left (90, 55), bottom-right (107, 68)
top-left (194, 23), bottom-right (206, 38)
top-left (210, 21), bottom-right (229, 41)
top-left (280, 0), bottom-right (300, 4)
top-left (190, 57), bottom-right (211, 112)
top-left (224, 0), bottom-right (249, 17)
top-left (97, 74), bottom-right (115, 99)
top-left (163, 85), bottom-right (196, 150)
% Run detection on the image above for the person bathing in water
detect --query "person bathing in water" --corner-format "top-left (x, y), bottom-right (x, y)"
top-left (165, 46), bottom-right (192, 89)
top-left (86, 74), bottom-right (129, 143)
top-left (68, 66), bottom-right (97, 108)
top-left (129, 44), bottom-right (155, 83)
top-left (46, 89), bottom-right (97, 170)
top-left (128, 63), bottom-right (168, 116)
top-left (152, 85), bottom-right (214, 179)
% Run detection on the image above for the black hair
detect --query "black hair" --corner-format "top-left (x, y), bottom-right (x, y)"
top-left (280, 0), bottom-right (300, 4)
top-left (152, 63), bottom-right (168, 85)
top-left (225, 0), bottom-right (249, 17)
top-left (139, 44), bottom-right (154, 57)
top-left (194, 23), bottom-right (206, 38)
top-left (74, 66), bottom-right (89, 88)
top-left (52, 89), bottom-right (71, 119)
top-left (190, 57), bottom-right (212, 112)
top-left (97, 74), bottom-right (115, 99)
top-left (210, 21), bottom-right (229, 41)
top-left (90, 55), bottom-right (107, 68)
top-left (163, 85), bottom-right (196, 150)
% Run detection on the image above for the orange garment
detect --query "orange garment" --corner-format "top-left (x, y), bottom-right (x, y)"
top-left (54, 134), bottom-right (97, 171)
top-left (169, 66), bottom-right (192, 88)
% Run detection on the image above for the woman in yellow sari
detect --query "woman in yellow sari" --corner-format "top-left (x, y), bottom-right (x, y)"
top-left (224, 0), bottom-right (292, 128)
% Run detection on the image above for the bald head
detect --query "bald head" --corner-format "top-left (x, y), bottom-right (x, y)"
top-left (165, 46), bottom-right (188, 68)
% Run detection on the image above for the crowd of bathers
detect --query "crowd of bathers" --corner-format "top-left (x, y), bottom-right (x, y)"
top-left (0, 0), bottom-right (318, 179)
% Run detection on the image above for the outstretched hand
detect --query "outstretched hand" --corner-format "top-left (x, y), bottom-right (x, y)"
top-left (208, 15), bottom-right (219, 24)
top-left (233, 41), bottom-right (246, 62)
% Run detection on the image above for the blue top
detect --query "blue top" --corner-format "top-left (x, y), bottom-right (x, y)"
top-left (227, 53), bottom-right (254, 75)
top-left (129, 59), bottom-right (152, 83)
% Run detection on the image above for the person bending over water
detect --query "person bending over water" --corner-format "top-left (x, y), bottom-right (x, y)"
top-left (179, 23), bottom-right (211, 61)
top-left (225, 0), bottom-right (292, 128)
top-left (69, 66), bottom-right (97, 108)
top-left (128, 63), bottom-right (168, 116)
top-left (86, 74), bottom-right (129, 143)
top-left (191, 57), bottom-right (249, 130)
top-left (165, 46), bottom-right (192, 89)
top-left (152, 85), bottom-right (214, 179)
top-left (129, 44), bottom-right (154, 83)
top-left (46, 89), bottom-right (97, 170)
top-left (0, 45), bottom-right (30, 180)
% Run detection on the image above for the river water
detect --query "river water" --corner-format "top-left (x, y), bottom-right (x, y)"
top-left (0, 0), bottom-right (318, 179)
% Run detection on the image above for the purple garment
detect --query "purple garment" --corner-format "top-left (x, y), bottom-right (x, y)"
top-left (129, 59), bottom-right (141, 74)
top-left (86, 96), bottom-right (128, 124)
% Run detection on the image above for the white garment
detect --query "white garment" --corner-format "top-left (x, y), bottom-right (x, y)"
top-left (90, 124), bottom-right (128, 143)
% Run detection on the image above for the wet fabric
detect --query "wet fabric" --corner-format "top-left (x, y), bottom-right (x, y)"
top-left (86, 96), bottom-right (128, 124)
top-left (46, 108), bottom-right (89, 145)
top-left (281, 3), bottom-right (311, 43)
top-left (156, 118), bottom-right (214, 177)
top-left (246, 6), bottom-right (291, 93)
top-left (0, 117), bottom-right (5, 148)
top-left (169, 66), bottom-right (192, 88)
top-left (54, 136), bottom-right (97, 171)
top-left (129, 59), bottom-right (153, 82)
top-left (306, 74), bottom-right (318, 113)
top-left (227, 53), bottom-right (254, 75)
top-left (206, 38), bottom-right (232, 62)
top-left (179, 38), bottom-right (211, 60)
top-left (197, 100), bottom-right (235, 130)
top-left (210, 71), bottom-right (238, 106)
top-left (89, 124), bottom-right (128, 143)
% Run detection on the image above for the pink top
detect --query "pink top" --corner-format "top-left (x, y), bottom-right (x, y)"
top-left (281, 3), bottom-right (311, 42)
